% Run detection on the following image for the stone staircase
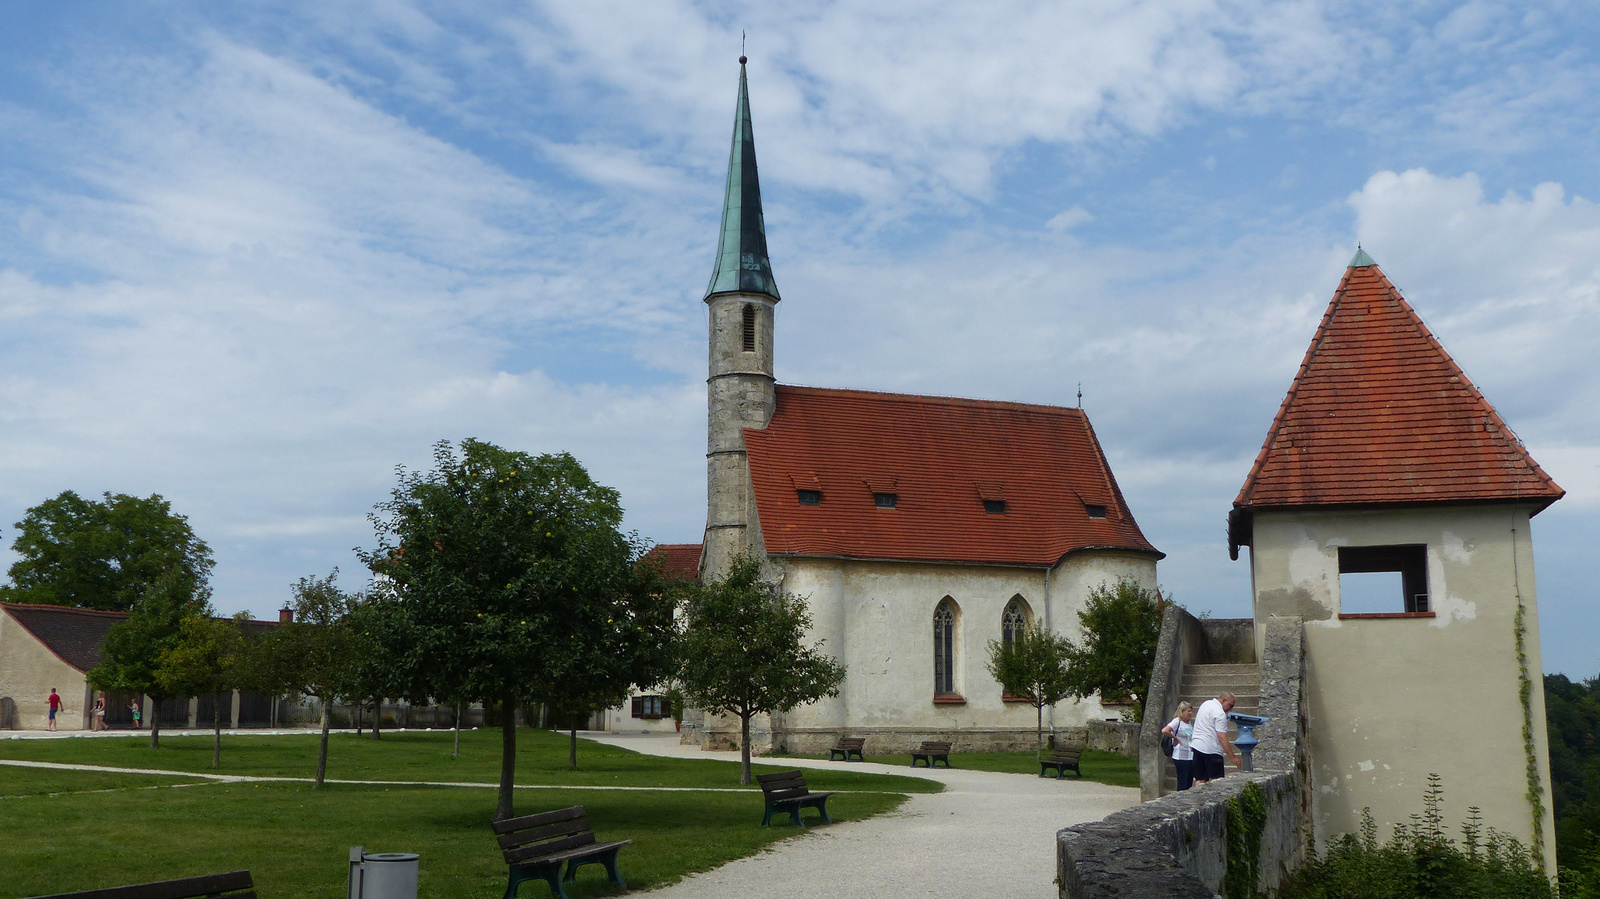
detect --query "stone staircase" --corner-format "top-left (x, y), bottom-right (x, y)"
top-left (1161, 662), bottom-right (1260, 793)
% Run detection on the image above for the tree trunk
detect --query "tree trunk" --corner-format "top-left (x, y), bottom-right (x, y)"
top-left (496, 694), bottom-right (517, 821)
top-left (149, 702), bottom-right (162, 750)
top-left (316, 699), bottom-right (331, 788)
top-left (212, 692), bottom-right (222, 768)
top-left (370, 697), bottom-right (381, 740)
top-left (1037, 703), bottom-right (1045, 758)
top-left (739, 712), bottom-right (753, 785)
top-left (453, 703), bottom-right (462, 759)
top-left (569, 724), bottom-right (578, 770)
top-left (355, 700), bottom-right (363, 736)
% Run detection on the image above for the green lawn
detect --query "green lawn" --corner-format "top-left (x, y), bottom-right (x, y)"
top-left (0, 728), bottom-right (941, 793)
top-left (0, 765), bottom-right (204, 798)
top-left (0, 729), bottom-right (929, 897)
top-left (0, 777), bottom-right (904, 898)
top-left (780, 748), bottom-right (1140, 788)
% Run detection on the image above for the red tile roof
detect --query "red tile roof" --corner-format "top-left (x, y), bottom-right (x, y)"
top-left (1234, 260), bottom-right (1563, 512)
top-left (642, 543), bottom-right (703, 583)
top-left (744, 386), bottom-right (1161, 566)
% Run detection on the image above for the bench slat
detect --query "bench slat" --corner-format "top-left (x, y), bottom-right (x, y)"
top-left (495, 816), bottom-right (593, 850)
top-left (503, 832), bottom-right (597, 865)
top-left (492, 805), bottom-right (587, 835)
top-left (510, 839), bottom-right (631, 869)
top-left (31, 871), bottom-right (254, 899)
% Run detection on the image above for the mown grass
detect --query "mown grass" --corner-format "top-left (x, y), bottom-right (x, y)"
top-left (0, 775), bottom-right (906, 898)
top-left (780, 748), bottom-right (1140, 788)
top-left (0, 728), bottom-right (941, 794)
top-left (0, 765), bottom-right (204, 798)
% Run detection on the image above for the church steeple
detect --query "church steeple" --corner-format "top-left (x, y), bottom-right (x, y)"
top-left (701, 56), bottom-right (779, 581)
top-left (705, 57), bottom-right (779, 302)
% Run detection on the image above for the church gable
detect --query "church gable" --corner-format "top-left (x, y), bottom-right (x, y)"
top-left (743, 385), bottom-right (1161, 566)
top-left (1234, 253), bottom-right (1563, 513)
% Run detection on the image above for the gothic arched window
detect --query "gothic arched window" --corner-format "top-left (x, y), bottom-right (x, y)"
top-left (1002, 596), bottom-right (1031, 648)
top-left (742, 303), bottom-right (757, 352)
top-left (934, 598), bottom-right (958, 696)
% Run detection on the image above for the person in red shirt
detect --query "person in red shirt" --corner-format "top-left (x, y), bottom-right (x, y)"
top-left (46, 688), bottom-right (63, 731)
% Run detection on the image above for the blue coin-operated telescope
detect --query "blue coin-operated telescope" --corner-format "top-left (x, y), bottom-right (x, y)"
top-left (1229, 713), bottom-right (1270, 772)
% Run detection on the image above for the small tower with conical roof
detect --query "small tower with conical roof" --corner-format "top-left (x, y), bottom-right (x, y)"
top-left (702, 56), bottom-right (779, 580)
top-left (1231, 249), bottom-right (1562, 871)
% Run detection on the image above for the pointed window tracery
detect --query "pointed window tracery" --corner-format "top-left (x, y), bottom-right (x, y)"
top-left (934, 599), bottom-right (958, 696)
top-left (1002, 596), bottom-right (1031, 648)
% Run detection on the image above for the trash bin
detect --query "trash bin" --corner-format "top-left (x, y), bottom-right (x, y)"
top-left (348, 846), bottom-right (419, 899)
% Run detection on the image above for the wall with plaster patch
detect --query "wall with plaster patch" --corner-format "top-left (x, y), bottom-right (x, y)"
top-left (1247, 503), bottom-right (1556, 871)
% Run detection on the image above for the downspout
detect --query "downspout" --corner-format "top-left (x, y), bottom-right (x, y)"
top-left (1044, 565), bottom-right (1054, 737)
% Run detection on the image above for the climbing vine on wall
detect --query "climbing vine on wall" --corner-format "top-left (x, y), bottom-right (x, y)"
top-left (1226, 781), bottom-right (1268, 899)
top-left (1510, 526), bottom-right (1548, 870)
top-left (1515, 600), bottom-right (1548, 869)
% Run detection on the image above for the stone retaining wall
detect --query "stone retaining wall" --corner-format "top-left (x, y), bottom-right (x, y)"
top-left (1057, 771), bottom-right (1303, 899)
top-left (1086, 720), bottom-right (1139, 759)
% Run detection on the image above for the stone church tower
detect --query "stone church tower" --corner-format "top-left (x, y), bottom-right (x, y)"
top-left (701, 57), bottom-right (779, 581)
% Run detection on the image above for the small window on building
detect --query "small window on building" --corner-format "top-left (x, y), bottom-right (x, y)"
top-left (741, 303), bottom-right (756, 352)
top-left (874, 492), bottom-right (898, 509)
top-left (631, 695), bottom-right (667, 719)
top-left (1085, 504), bottom-right (1108, 519)
top-left (1338, 545), bottom-right (1429, 615)
top-left (796, 489), bottom-right (822, 505)
top-left (984, 499), bottom-right (1006, 514)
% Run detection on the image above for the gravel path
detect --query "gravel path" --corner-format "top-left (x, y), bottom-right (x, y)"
top-left (588, 732), bottom-right (1137, 899)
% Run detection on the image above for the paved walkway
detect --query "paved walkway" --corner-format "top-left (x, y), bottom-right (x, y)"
top-left (588, 732), bottom-right (1137, 898)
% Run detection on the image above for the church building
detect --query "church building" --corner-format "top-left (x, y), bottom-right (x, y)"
top-left (677, 59), bottom-right (1163, 753)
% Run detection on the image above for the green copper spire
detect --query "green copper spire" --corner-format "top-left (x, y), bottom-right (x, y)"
top-left (705, 58), bottom-right (780, 302)
top-left (1349, 247), bottom-right (1377, 268)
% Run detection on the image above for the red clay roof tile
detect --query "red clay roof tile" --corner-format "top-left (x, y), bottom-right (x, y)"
top-left (745, 386), bottom-right (1161, 566)
top-left (1234, 261), bottom-right (1563, 511)
top-left (641, 543), bottom-right (702, 583)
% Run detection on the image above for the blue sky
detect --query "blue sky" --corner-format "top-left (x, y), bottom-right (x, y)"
top-left (1, 2), bottom-right (1597, 675)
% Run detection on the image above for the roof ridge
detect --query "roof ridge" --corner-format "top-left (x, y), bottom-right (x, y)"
top-left (1, 601), bottom-right (131, 618)
top-left (777, 384), bottom-right (1087, 416)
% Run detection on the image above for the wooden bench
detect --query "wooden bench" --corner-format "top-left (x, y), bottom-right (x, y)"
top-left (757, 769), bottom-right (834, 827)
top-left (492, 805), bottom-right (630, 899)
top-left (910, 741), bottom-right (952, 768)
top-left (1039, 744), bottom-right (1084, 779)
top-left (827, 736), bottom-right (866, 761)
top-left (31, 871), bottom-right (255, 898)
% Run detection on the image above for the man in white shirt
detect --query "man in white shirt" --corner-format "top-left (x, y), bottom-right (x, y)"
top-left (1189, 691), bottom-right (1241, 783)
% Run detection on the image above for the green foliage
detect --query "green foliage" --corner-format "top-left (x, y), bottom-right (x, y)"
top-left (985, 624), bottom-right (1075, 754)
top-left (677, 555), bottom-right (846, 784)
top-left (361, 439), bottom-right (663, 816)
top-left (1546, 671), bottom-right (1600, 885)
top-left (1226, 781), bottom-right (1268, 899)
top-left (1281, 776), bottom-right (1554, 899)
top-left (1062, 578), bottom-right (1165, 719)
top-left (155, 615), bottom-right (245, 767)
top-left (1, 490), bottom-right (213, 612)
top-left (88, 571), bottom-right (211, 748)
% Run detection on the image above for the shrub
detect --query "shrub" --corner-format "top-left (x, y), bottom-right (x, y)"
top-left (1282, 775), bottom-right (1552, 899)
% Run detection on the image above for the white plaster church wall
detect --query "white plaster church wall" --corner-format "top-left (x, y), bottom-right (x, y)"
top-left (769, 550), bottom-right (1156, 753)
top-left (1248, 504), bottom-right (1556, 871)
top-left (0, 610), bottom-right (90, 730)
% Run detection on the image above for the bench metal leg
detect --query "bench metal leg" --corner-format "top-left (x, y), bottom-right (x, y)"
top-left (506, 863), bottom-right (568, 899)
top-left (564, 850), bottom-right (625, 889)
